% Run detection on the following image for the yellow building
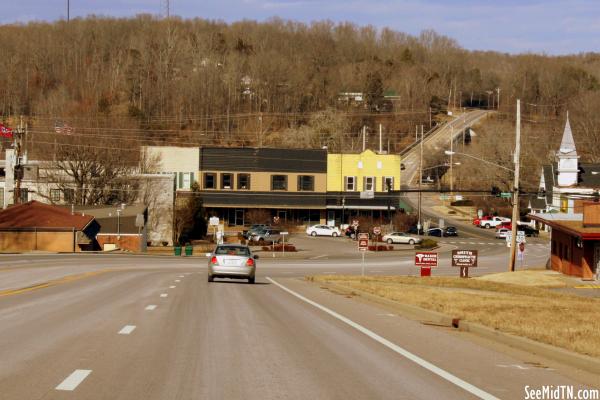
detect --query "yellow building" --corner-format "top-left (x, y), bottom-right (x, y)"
top-left (327, 149), bottom-right (401, 192)
top-left (326, 150), bottom-right (402, 225)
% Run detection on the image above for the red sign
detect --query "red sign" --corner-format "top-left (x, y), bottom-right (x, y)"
top-left (415, 252), bottom-right (438, 267)
top-left (358, 233), bottom-right (369, 251)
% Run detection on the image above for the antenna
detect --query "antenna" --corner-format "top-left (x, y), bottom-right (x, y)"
top-left (163, 0), bottom-right (171, 18)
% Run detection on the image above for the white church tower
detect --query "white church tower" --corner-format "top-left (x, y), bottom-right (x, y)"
top-left (556, 113), bottom-right (579, 187)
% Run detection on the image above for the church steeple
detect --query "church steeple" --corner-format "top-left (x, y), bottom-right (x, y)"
top-left (556, 112), bottom-right (579, 187)
top-left (558, 111), bottom-right (577, 156)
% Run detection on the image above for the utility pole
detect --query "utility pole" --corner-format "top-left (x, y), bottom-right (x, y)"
top-left (362, 126), bottom-right (366, 151)
top-left (496, 87), bottom-right (501, 110)
top-left (379, 124), bottom-right (382, 153)
top-left (67, 0), bottom-right (70, 21)
top-left (13, 117), bottom-right (25, 205)
top-left (258, 113), bottom-right (263, 147)
top-left (418, 125), bottom-right (423, 232)
top-left (509, 99), bottom-right (521, 272)
top-left (429, 107), bottom-right (432, 129)
top-left (450, 125), bottom-right (454, 195)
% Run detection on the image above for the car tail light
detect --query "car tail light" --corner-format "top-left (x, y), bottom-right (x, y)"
top-left (246, 258), bottom-right (254, 267)
top-left (210, 256), bottom-right (218, 264)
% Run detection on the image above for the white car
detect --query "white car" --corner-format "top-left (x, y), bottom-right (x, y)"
top-left (495, 228), bottom-right (510, 239)
top-left (306, 225), bottom-right (341, 237)
top-left (382, 232), bottom-right (422, 245)
top-left (480, 216), bottom-right (511, 229)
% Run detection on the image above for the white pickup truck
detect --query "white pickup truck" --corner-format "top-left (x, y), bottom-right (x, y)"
top-left (478, 216), bottom-right (511, 229)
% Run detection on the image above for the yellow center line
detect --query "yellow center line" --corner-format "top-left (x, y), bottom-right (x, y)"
top-left (574, 285), bottom-right (600, 289)
top-left (0, 269), bottom-right (117, 298)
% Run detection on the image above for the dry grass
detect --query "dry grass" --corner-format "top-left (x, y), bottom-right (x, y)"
top-left (307, 274), bottom-right (600, 358)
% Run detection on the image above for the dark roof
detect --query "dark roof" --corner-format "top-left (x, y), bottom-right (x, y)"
top-left (0, 201), bottom-right (94, 230)
top-left (200, 147), bottom-right (327, 173)
top-left (579, 163), bottom-right (600, 188)
top-left (66, 205), bottom-right (148, 235)
top-left (529, 197), bottom-right (547, 210)
top-left (197, 191), bottom-right (325, 208)
top-left (542, 164), bottom-right (555, 204)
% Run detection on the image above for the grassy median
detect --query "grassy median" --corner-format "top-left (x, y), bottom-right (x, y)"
top-left (307, 273), bottom-right (600, 358)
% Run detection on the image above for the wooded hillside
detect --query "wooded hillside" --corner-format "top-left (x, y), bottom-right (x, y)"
top-left (0, 16), bottom-right (599, 159)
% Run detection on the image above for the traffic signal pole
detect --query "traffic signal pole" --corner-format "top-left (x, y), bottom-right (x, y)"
top-left (509, 100), bottom-right (521, 272)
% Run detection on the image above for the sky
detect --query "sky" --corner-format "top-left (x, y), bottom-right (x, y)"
top-left (3, 0), bottom-right (600, 55)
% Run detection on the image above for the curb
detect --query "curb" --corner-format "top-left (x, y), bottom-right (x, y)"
top-left (315, 280), bottom-right (600, 375)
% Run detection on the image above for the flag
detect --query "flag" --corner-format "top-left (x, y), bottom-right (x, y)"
top-left (0, 123), bottom-right (13, 138)
top-left (54, 120), bottom-right (74, 135)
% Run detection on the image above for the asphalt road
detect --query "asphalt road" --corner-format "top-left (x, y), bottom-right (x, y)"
top-left (0, 252), bottom-right (595, 400)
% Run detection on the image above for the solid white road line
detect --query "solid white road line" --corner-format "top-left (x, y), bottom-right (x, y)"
top-left (55, 369), bottom-right (92, 391)
top-left (145, 305), bottom-right (157, 311)
top-left (169, 285), bottom-right (176, 289)
top-left (118, 325), bottom-right (136, 335)
top-left (160, 293), bottom-right (168, 298)
top-left (267, 277), bottom-right (500, 400)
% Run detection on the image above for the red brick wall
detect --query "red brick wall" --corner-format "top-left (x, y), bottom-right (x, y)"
top-left (97, 235), bottom-right (141, 253)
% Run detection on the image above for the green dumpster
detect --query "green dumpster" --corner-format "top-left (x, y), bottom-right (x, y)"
top-left (185, 245), bottom-right (193, 256)
top-left (174, 246), bottom-right (182, 256)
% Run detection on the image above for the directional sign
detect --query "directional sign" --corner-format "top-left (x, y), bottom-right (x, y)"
top-left (451, 250), bottom-right (478, 267)
top-left (415, 252), bottom-right (438, 267)
top-left (358, 233), bottom-right (369, 251)
top-left (505, 231), bottom-right (526, 247)
top-left (500, 192), bottom-right (512, 198)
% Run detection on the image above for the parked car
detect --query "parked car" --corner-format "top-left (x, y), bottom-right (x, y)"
top-left (444, 226), bottom-right (458, 236)
top-left (207, 244), bottom-right (258, 284)
top-left (243, 224), bottom-right (270, 239)
top-left (407, 226), bottom-right (424, 235)
top-left (427, 228), bottom-right (444, 237)
top-left (479, 216), bottom-right (511, 229)
top-left (306, 225), bottom-right (341, 237)
top-left (495, 228), bottom-right (510, 239)
top-left (518, 225), bottom-right (539, 237)
top-left (382, 232), bottom-right (422, 245)
top-left (345, 225), bottom-right (358, 239)
top-left (473, 215), bottom-right (493, 226)
top-left (250, 228), bottom-right (281, 243)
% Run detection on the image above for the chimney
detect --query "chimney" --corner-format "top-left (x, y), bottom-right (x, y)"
top-left (583, 202), bottom-right (600, 227)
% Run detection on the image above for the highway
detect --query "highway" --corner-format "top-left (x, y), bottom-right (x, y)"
top-left (0, 248), bottom-right (595, 400)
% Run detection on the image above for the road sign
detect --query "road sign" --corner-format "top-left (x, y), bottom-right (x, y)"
top-left (439, 194), bottom-right (450, 200)
top-left (451, 250), bottom-right (478, 267)
top-left (518, 242), bottom-right (525, 261)
top-left (358, 233), bottom-right (369, 251)
top-left (373, 226), bottom-right (381, 235)
top-left (500, 192), bottom-right (512, 198)
top-left (415, 252), bottom-right (438, 267)
top-left (352, 220), bottom-right (359, 228)
top-left (209, 217), bottom-right (219, 226)
top-left (506, 231), bottom-right (526, 246)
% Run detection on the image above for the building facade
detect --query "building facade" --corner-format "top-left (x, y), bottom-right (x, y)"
top-left (197, 147), bottom-right (328, 227)
top-left (326, 149), bottom-right (402, 225)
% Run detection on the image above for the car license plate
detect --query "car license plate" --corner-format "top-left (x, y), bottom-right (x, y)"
top-left (225, 259), bottom-right (238, 265)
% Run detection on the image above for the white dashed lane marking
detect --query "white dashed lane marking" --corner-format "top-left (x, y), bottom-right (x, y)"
top-left (118, 325), bottom-right (136, 335)
top-left (160, 293), bottom-right (168, 298)
top-left (169, 285), bottom-right (176, 289)
top-left (55, 369), bottom-right (92, 391)
top-left (145, 305), bottom-right (157, 311)
top-left (175, 280), bottom-right (181, 283)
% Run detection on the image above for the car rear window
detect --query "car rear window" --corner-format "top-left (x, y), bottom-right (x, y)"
top-left (215, 246), bottom-right (250, 256)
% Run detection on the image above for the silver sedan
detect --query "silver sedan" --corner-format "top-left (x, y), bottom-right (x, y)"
top-left (207, 245), bottom-right (258, 284)
top-left (382, 232), bottom-right (422, 245)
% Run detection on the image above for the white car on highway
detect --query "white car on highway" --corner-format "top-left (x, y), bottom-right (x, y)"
top-left (306, 225), bottom-right (341, 237)
top-left (382, 232), bottom-right (422, 245)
